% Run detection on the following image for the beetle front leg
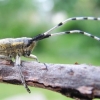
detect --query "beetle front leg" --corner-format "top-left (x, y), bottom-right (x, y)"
top-left (15, 54), bottom-right (31, 93)
top-left (25, 54), bottom-right (48, 70)
top-left (24, 54), bottom-right (39, 62)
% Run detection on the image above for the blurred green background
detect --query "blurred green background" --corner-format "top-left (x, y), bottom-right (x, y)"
top-left (0, 0), bottom-right (100, 100)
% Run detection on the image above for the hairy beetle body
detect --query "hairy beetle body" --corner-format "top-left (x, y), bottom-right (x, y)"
top-left (0, 37), bottom-right (36, 58)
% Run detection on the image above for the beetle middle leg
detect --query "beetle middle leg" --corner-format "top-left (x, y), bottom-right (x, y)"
top-left (15, 54), bottom-right (31, 93)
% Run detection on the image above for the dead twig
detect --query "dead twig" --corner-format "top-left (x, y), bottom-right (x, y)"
top-left (0, 59), bottom-right (100, 100)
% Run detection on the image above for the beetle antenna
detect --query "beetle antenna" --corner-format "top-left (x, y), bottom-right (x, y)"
top-left (27, 17), bottom-right (100, 46)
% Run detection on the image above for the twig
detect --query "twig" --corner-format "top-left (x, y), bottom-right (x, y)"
top-left (0, 59), bottom-right (100, 100)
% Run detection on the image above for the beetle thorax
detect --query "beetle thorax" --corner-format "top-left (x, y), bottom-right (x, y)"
top-left (0, 38), bottom-right (37, 58)
top-left (23, 41), bottom-right (36, 56)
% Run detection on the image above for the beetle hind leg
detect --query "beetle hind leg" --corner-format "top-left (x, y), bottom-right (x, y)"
top-left (0, 55), bottom-right (13, 64)
top-left (0, 55), bottom-right (11, 60)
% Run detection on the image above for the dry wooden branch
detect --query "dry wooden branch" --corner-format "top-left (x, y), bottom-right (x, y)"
top-left (0, 59), bottom-right (100, 100)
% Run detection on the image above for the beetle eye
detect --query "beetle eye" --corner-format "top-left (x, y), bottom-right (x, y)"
top-left (27, 51), bottom-right (31, 56)
top-left (9, 55), bottom-right (12, 58)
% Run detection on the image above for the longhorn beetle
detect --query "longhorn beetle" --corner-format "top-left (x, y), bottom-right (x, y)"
top-left (1, 17), bottom-right (100, 93)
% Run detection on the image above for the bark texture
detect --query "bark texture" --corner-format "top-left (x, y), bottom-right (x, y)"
top-left (0, 60), bottom-right (100, 100)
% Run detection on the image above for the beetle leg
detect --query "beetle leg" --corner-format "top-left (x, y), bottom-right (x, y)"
top-left (24, 54), bottom-right (38, 62)
top-left (25, 54), bottom-right (48, 70)
top-left (15, 54), bottom-right (31, 93)
top-left (0, 55), bottom-right (11, 60)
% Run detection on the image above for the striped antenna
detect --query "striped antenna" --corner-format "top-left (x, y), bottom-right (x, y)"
top-left (43, 17), bottom-right (100, 35)
top-left (27, 17), bottom-right (100, 46)
top-left (50, 30), bottom-right (100, 41)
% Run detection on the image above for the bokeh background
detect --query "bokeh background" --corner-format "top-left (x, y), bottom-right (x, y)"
top-left (0, 0), bottom-right (100, 100)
